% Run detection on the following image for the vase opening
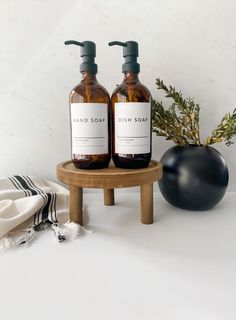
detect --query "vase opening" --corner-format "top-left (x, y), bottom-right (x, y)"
top-left (187, 143), bottom-right (204, 147)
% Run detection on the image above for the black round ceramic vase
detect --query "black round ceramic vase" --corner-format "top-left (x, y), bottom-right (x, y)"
top-left (158, 145), bottom-right (229, 211)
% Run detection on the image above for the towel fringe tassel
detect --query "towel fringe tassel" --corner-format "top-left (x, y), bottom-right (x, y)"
top-left (0, 227), bottom-right (36, 250)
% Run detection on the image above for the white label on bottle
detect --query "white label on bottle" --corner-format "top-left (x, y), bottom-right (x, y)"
top-left (115, 102), bottom-right (151, 154)
top-left (70, 103), bottom-right (108, 155)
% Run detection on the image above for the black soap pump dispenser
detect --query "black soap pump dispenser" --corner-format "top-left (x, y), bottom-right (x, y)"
top-left (108, 41), bottom-right (152, 169)
top-left (65, 40), bottom-right (111, 169)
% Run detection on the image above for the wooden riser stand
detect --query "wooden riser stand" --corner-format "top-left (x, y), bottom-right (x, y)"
top-left (57, 160), bottom-right (162, 226)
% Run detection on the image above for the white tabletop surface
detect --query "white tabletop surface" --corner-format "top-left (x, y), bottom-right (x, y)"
top-left (0, 191), bottom-right (235, 320)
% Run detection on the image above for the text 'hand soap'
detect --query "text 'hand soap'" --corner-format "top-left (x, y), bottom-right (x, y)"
top-left (65, 40), bottom-right (111, 169)
top-left (109, 41), bottom-right (152, 169)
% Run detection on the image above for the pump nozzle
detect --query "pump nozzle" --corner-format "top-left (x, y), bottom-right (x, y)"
top-left (65, 40), bottom-right (84, 47)
top-left (109, 41), bottom-right (127, 47)
top-left (108, 40), bottom-right (140, 73)
top-left (65, 40), bottom-right (97, 74)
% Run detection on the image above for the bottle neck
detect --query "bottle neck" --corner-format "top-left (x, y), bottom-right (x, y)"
top-left (81, 72), bottom-right (97, 83)
top-left (123, 71), bottom-right (139, 82)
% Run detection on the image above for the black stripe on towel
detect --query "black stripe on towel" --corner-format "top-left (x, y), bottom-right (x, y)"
top-left (41, 193), bottom-right (52, 221)
top-left (24, 176), bottom-right (48, 224)
top-left (9, 175), bottom-right (58, 225)
top-left (8, 176), bottom-right (30, 196)
top-left (24, 176), bottom-right (44, 196)
top-left (53, 193), bottom-right (58, 223)
top-left (26, 177), bottom-right (57, 223)
top-left (8, 176), bottom-right (27, 196)
top-left (13, 176), bottom-right (38, 196)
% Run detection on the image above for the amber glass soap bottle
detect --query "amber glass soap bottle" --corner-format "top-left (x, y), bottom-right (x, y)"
top-left (65, 40), bottom-right (111, 169)
top-left (109, 41), bottom-right (152, 169)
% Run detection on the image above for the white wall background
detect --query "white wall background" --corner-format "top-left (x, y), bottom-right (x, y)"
top-left (0, 0), bottom-right (236, 190)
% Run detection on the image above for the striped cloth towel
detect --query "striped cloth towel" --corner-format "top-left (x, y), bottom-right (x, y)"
top-left (0, 175), bottom-right (83, 249)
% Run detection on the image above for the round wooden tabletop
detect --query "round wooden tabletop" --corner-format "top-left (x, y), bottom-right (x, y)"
top-left (57, 160), bottom-right (163, 189)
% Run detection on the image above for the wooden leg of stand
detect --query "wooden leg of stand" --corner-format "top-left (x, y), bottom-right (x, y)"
top-left (140, 183), bottom-right (153, 224)
top-left (69, 186), bottom-right (83, 226)
top-left (103, 189), bottom-right (115, 206)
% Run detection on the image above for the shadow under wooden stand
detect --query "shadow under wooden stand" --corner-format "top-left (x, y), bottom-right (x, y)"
top-left (57, 160), bottom-right (162, 226)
